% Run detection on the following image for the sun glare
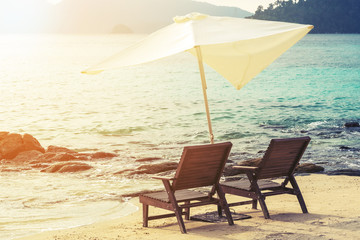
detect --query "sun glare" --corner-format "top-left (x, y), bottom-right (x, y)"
top-left (47, 0), bottom-right (63, 5)
top-left (0, 0), bottom-right (60, 33)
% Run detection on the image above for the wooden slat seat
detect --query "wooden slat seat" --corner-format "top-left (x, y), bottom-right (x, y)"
top-left (139, 142), bottom-right (234, 233)
top-left (220, 137), bottom-right (311, 219)
top-left (142, 189), bottom-right (208, 203)
top-left (222, 179), bottom-right (281, 191)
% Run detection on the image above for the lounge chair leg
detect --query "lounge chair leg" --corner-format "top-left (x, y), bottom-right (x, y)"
top-left (296, 193), bottom-right (308, 213)
top-left (257, 196), bottom-right (270, 219)
top-left (216, 185), bottom-right (234, 226)
top-left (184, 201), bottom-right (190, 220)
top-left (248, 174), bottom-right (270, 219)
top-left (162, 179), bottom-right (187, 233)
top-left (252, 199), bottom-right (257, 209)
top-left (143, 204), bottom-right (149, 227)
top-left (174, 208), bottom-right (187, 233)
top-left (217, 204), bottom-right (223, 217)
top-left (289, 176), bottom-right (308, 213)
top-left (252, 180), bottom-right (270, 219)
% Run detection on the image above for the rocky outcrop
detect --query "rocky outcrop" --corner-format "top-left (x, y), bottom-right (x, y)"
top-left (132, 162), bottom-right (178, 175)
top-left (295, 163), bottom-right (324, 173)
top-left (116, 162), bottom-right (178, 176)
top-left (344, 122), bottom-right (360, 128)
top-left (0, 132), bottom-right (118, 173)
top-left (12, 150), bottom-right (43, 163)
top-left (41, 161), bottom-right (93, 173)
top-left (0, 132), bottom-right (45, 160)
top-left (23, 134), bottom-right (45, 153)
top-left (135, 157), bottom-right (162, 162)
top-left (0, 133), bottom-right (25, 159)
top-left (0, 131), bottom-right (9, 140)
top-left (223, 158), bottom-right (262, 176)
top-left (47, 145), bottom-right (78, 154)
top-left (34, 152), bottom-right (77, 163)
top-left (91, 152), bottom-right (118, 159)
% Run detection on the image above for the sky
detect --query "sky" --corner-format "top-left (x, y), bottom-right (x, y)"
top-left (0, 0), bottom-right (55, 33)
top-left (0, 0), bottom-right (275, 34)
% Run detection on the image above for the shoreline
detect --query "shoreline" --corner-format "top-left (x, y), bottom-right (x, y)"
top-left (16, 174), bottom-right (360, 240)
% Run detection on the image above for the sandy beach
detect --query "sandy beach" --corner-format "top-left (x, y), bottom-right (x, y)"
top-left (16, 174), bottom-right (360, 240)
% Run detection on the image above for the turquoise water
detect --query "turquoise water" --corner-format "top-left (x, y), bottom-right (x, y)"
top-left (0, 34), bottom-right (359, 239)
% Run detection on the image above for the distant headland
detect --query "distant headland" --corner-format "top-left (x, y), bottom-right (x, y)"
top-left (111, 24), bottom-right (133, 34)
top-left (248, 0), bottom-right (360, 33)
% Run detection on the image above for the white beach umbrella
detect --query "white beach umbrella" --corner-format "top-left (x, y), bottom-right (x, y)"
top-left (82, 13), bottom-right (313, 143)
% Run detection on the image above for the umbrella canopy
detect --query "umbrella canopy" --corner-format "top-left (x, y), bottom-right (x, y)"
top-left (83, 13), bottom-right (312, 90)
top-left (83, 13), bottom-right (313, 143)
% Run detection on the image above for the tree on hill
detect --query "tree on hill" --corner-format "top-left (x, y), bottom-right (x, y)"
top-left (249, 0), bottom-right (360, 33)
top-left (112, 24), bottom-right (133, 34)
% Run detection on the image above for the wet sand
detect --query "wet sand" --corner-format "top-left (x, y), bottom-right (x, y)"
top-left (17, 174), bottom-right (360, 240)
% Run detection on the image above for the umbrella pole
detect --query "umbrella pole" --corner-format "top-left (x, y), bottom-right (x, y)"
top-left (195, 46), bottom-right (214, 144)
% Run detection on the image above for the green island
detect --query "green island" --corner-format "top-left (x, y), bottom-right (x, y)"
top-left (249, 0), bottom-right (360, 33)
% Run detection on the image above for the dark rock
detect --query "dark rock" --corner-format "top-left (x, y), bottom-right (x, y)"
top-left (0, 133), bottom-right (25, 159)
top-left (75, 154), bottom-right (92, 160)
top-left (327, 169), bottom-right (360, 176)
top-left (226, 159), bottom-right (234, 164)
top-left (295, 163), bottom-right (324, 173)
top-left (223, 158), bottom-right (262, 176)
top-left (34, 152), bottom-right (77, 163)
top-left (340, 146), bottom-right (351, 150)
top-left (30, 163), bottom-right (50, 169)
top-left (135, 157), bottom-right (162, 162)
top-left (316, 161), bottom-right (328, 165)
top-left (223, 164), bottom-right (242, 176)
top-left (91, 152), bottom-right (118, 159)
top-left (121, 189), bottom-right (161, 198)
top-left (23, 134), bottom-right (45, 153)
top-left (339, 146), bottom-right (360, 152)
top-left (41, 161), bottom-right (93, 173)
top-left (32, 152), bottom-right (57, 163)
top-left (46, 146), bottom-right (93, 160)
top-left (0, 131), bottom-right (9, 141)
top-left (46, 145), bottom-right (78, 154)
top-left (52, 153), bottom-right (77, 162)
top-left (238, 158), bottom-right (262, 167)
top-left (12, 150), bottom-right (43, 163)
top-left (0, 132), bottom-right (46, 160)
top-left (344, 122), bottom-right (360, 128)
top-left (129, 162), bottom-right (178, 175)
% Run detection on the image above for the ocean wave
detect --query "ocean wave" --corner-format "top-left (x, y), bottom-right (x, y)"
top-left (96, 126), bottom-right (147, 136)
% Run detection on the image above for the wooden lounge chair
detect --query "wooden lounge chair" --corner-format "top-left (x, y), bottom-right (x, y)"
top-left (139, 142), bottom-right (234, 233)
top-left (220, 136), bottom-right (311, 219)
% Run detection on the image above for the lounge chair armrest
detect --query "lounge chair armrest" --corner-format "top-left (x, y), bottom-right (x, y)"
top-left (232, 166), bottom-right (259, 173)
top-left (151, 175), bottom-right (175, 181)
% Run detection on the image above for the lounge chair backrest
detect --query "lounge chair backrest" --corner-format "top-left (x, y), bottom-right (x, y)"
top-left (257, 137), bottom-right (310, 179)
top-left (172, 142), bottom-right (232, 191)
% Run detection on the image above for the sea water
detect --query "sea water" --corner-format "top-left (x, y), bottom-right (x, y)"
top-left (0, 34), bottom-right (359, 239)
